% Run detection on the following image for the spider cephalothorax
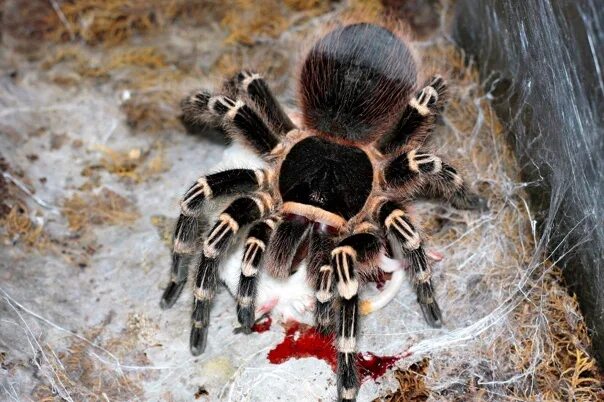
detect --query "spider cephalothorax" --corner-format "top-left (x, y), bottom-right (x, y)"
top-left (161, 22), bottom-right (485, 402)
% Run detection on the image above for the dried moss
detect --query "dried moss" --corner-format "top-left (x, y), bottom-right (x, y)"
top-left (344, 0), bottom-right (385, 21)
top-left (83, 144), bottom-right (169, 183)
top-left (284, 0), bottom-right (332, 13)
top-left (221, 0), bottom-right (291, 45)
top-left (0, 157), bottom-right (51, 251)
top-left (62, 187), bottom-right (139, 233)
top-left (150, 214), bottom-right (175, 250)
top-left (0, 205), bottom-right (50, 250)
top-left (121, 91), bottom-right (183, 132)
top-left (8, 0), bottom-right (211, 46)
top-left (503, 268), bottom-right (602, 400)
top-left (377, 359), bottom-right (430, 402)
top-left (32, 315), bottom-right (156, 401)
top-left (41, 44), bottom-right (190, 132)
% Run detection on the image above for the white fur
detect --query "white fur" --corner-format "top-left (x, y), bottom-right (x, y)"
top-left (220, 247), bottom-right (316, 325)
top-left (215, 143), bottom-right (316, 324)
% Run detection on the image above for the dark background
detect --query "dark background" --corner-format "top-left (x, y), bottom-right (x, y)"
top-left (455, 0), bottom-right (604, 366)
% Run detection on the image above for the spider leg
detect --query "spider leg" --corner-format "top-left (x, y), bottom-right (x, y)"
top-left (182, 89), bottom-right (281, 156)
top-left (191, 193), bottom-right (272, 355)
top-left (236, 217), bottom-right (277, 333)
top-left (377, 200), bottom-right (442, 327)
top-left (224, 70), bottom-right (296, 135)
top-left (160, 168), bottom-right (267, 309)
top-left (160, 214), bottom-right (205, 308)
top-left (264, 218), bottom-right (312, 279)
top-left (331, 228), bottom-right (382, 402)
top-left (307, 230), bottom-right (336, 334)
top-left (377, 75), bottom-right (448, 154)
top-left (180, 90), bottom-right (224, 135)
top-left (180, 168), bottom-right (266, 217)
top-left (384, 149), bottom-right (487, 211)
top-left (209, 95), bottom-right (281, 156)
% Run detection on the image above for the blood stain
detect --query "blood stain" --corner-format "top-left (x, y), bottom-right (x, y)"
top-left (268, 322), bottom-right (337, 370)
top-left (357, 352), bottom-right (400, 381)
top-left (251, 316), bottom-right (272, 333)
top-left (267, 322), bottom-right (403, 382)
top-left (374, 270), bottom-right (392, 290)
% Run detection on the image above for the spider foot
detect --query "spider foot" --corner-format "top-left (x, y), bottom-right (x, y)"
top-left (235, 306), bottom-right (255, 334)
top-left (233, 312), bottom-right (270, 335)
top-left (160, 281), bottom-right (186, 309)
top-left (190, 325), bottom-right (209, 356)
top-left (180, 90), bottom-right (218, 135)
top-left (416, 282), bottom-right (443, 328)
top-left (191, 298), bottom-right (212, 355)
top-left (452, 191), bottom-right (489, 212)
top-left (160, 252), bottom-right (195, 309)
top-left (234, 70), bottom-right (261, 90)
top-left (420, 301), bottom-right (443, 328)
top-left (427, 75), bottom-right (446, 97)
top-left (412, 86), bottom-right (439, 115)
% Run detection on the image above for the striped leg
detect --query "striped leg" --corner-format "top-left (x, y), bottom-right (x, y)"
top-left (377, 201), bottom-right (442, 327)
top-left (307, 231), bottom-right (336, 334)
top-left (180, 168), bottom-right (266, 217)
top-left (225, 70), bottom-right (296, 135)
top-left (331, 230), bottom-right (382, 402)
top-left (236, 217), bottom-right (277, 332)
top-left (207, 95), bottom-right (280, 156)
top-left (429, 163), bottom-right (488, 211)
top-left (190, 194), bottom-right (271, 355)
top-left (384, 149), bottom-right (487, 211)
top-left (160, 168), bottom-right (266, 309)
top-left (377, 75), bottom-right (447, 153)
top-left (160, 214), bottom-right (205, 308)
top-left (182, 89), bottom-right (281, 156)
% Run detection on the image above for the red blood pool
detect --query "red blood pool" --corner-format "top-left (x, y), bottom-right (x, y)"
top-left (267, 322), bottom-right (404, 382)
top-left (267, 323), bottom-right (337, 370)
top-left (251, 316), bottom-right (272, 333)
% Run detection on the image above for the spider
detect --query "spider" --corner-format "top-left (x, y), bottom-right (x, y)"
top-left (160, 22), bottom-right (486, 402)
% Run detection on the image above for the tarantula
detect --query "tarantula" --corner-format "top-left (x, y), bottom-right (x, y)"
top-left (160, 22), bottom-right (485, 401)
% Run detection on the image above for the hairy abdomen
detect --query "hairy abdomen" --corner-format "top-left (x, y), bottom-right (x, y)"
top-left (299, 23), bottom-right (417, 143)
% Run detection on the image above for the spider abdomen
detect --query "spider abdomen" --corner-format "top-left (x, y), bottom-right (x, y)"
top-left (279, 136), bottom-right (373, 221)
top-left (299, 23), bottom-right (417, 143)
